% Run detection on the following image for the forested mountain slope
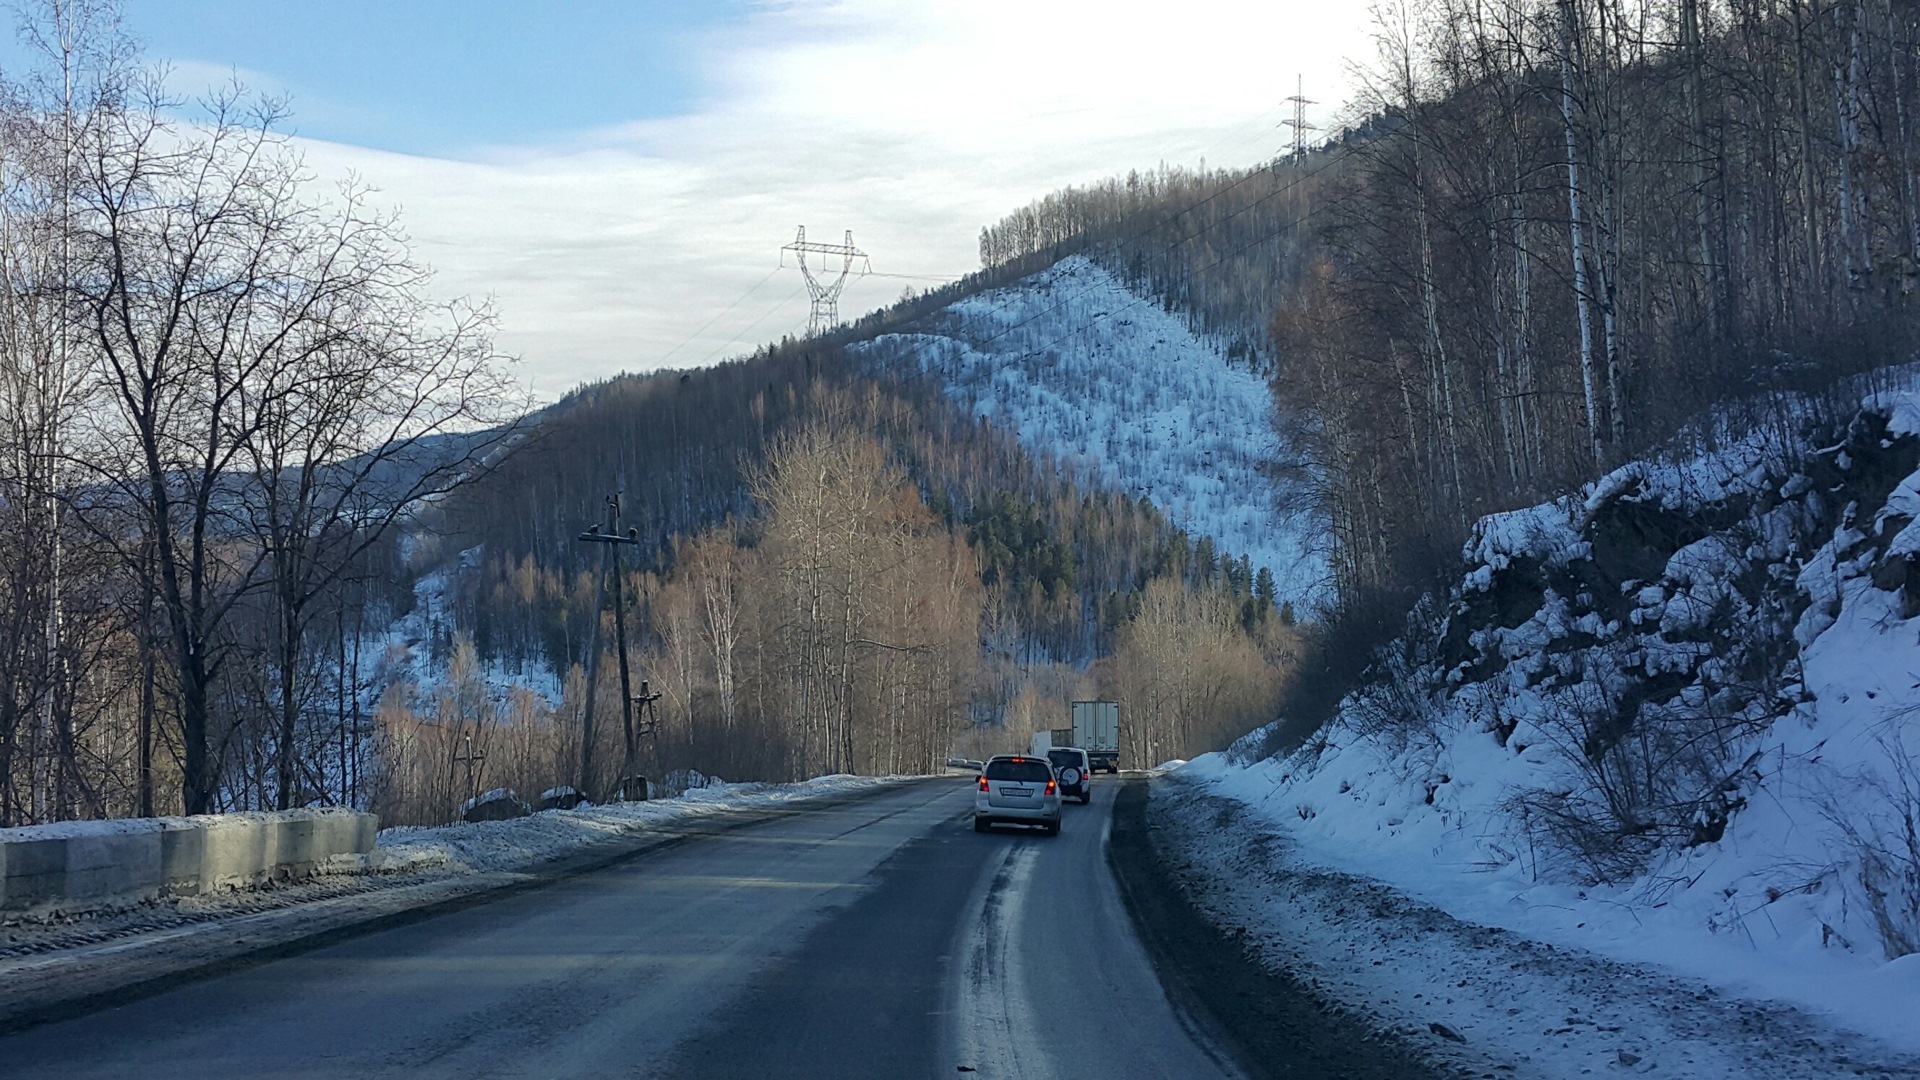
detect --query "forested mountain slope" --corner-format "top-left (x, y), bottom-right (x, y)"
top-left (855, 256), bottom-right (1328, 607)
top-left (373, 255), bottom-right (1301, 818)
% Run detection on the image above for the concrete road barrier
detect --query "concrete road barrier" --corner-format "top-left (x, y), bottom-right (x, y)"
top-left (0, 809), bottom-right (377, 913)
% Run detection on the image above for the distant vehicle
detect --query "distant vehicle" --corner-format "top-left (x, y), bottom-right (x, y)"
top-left (1049, 726), bottom-right (1074, 748)
top-left (974, 755), bottom-right (1062, 835)
top-left (1072, 700), bottom-right (1121, 773)
top-left (1029, 730), bottom-right (1052, 756)
top-left (1046, 747), bottom-right (1093, 803)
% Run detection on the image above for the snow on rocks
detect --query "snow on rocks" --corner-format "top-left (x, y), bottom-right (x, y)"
top-left (853, 256), bottom-right (1329, 609)
top-left (1183, 378), bottom-right (1920, 1062)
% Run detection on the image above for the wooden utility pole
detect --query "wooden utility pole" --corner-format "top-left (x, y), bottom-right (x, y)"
top-left (453, 733), bottom-right (486, 803)
top-left (576, 544), bottom-right (608, 794)
top-left (576, 494), bottom-right (645, 797)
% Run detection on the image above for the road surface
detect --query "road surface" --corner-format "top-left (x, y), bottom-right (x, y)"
top-left (0, 778), bottom-right (1242, 1079)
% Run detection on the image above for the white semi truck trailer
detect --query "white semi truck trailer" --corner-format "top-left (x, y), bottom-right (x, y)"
top-left (1071, 700), bottom-right (1120, 773)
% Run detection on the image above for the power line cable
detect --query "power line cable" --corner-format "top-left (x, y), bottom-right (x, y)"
top-left (653, 264), bottom-right (784, 367)
top-left (695, 284), bottom-right (808, 367)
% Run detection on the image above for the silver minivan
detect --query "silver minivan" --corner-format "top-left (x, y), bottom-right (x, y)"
top-left (974, 754), bottom-right (1063, 835)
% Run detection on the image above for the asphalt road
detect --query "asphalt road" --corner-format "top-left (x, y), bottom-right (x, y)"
top-left (0, 777), bottom-right (1241, 1079)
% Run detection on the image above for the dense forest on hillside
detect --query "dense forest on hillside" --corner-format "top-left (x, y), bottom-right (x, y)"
top-left (414, 334), bottom-right (1295, 817)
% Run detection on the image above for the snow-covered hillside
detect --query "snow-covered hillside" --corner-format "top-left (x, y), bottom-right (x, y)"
top-left (856, 256), bottom-right (1329, 608)
top-left (374, 546), bottom-right (563, 710)
top-left (1186, 378), bottom-right (1920, 1054)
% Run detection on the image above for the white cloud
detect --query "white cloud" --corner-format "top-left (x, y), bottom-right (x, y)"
top-left (288, 0), bottom-right (1371, 399)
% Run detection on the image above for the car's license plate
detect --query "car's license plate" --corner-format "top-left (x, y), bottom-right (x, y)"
top-left (1003, 786), bottom-right (1030, 796)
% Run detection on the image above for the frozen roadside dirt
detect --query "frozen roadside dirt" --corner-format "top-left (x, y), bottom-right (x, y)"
top-left (0, 775), bottom-right (911, 1034)
top-left (1152, 774), bottom-right (1920, 1080)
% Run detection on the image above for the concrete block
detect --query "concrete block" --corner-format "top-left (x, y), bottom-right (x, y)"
top-left (349, 812), bottom-right (379, 853)
top-left (0, 831), bottom-right (66, 910)
top-left (2, 807), bottom-right (380, 910)
top-left (158, 818), bottom-right (204, 895)
top-left (1, 819), bottom-right (162, 911)
top-left (277, 813), bottom-right (321, 873)
top-left (61, 821), bottom-right (162, 905)
top-left (198, 814), bottom-right (271, 890)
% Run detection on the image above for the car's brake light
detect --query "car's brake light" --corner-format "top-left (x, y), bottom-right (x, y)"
top-left (1046, 780), bottom-right (1057, 795)
top-left (978, 775), bottom-right (989, 792)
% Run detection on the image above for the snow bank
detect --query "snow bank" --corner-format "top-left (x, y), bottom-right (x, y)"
top-left (376, 774), bottom-right (899, 875)
top-left (855, 256), bottom-right (1330, 609)
top-left (1158, 777), bottom-right (1920, 1078)
top-left (1191, 379), bottom-right (1920, 1053)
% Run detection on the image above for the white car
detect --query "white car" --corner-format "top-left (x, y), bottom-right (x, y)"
top-left (974, 754), bottom-right (1062, 836)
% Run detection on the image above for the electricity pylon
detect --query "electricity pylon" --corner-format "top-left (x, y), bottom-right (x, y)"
top-left (1282, 75), bottom-right (1317, 160)
top-left (782, 226), bottom-right (869, 337)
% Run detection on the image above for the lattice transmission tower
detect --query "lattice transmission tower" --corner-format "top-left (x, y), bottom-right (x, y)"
top-left (781, 226), bottom-right (870, 337)
top-left (1281, 75), bottom-right (1318, 160)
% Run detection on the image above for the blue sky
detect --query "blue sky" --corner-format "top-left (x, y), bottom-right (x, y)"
top-left (80, 0), bottom-right (753, 156)
top-left (6, 1), bottom-right (1370, 397)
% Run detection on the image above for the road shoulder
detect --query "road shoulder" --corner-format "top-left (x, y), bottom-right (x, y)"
top-left (1106, 777), bottom-right (1458, 1080)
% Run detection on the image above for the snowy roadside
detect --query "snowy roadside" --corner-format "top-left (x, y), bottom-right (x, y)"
top-left (372, 774), bottom-right (901, 876)
top-left (0, 774), bottom-right (910, 1032)
top-left (1153, 773), bottom-right (1920, 1079)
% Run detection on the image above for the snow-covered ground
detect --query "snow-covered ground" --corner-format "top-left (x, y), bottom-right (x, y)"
top-left (1178, 379), bottom-right (1920, 1070)
top-left (375, 773), bottom-right (900, 875)
top-left (856, 256), bottom-right (1330, 608)
top-left (1155, 774), bottom-right (1920, 1078)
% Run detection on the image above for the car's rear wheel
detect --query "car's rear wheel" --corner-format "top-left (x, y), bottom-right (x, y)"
top-left (974, 816), bottom-right (990, 833)
top-left (1045, 820), bottom-right (1060, 836)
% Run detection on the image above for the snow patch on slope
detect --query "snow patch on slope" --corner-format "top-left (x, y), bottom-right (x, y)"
top-left (372, 545), bottom-right (563, 711)
top-left (857, 256), bottom-right (1329, 607)
top-left (1186, 378), bottom-right (1920, 1057)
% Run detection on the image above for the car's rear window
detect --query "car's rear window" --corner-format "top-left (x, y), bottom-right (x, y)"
top-left (985, 758), bottom-right (1053, 782)
top-left (1047, 750), bottom-right (1083, 769)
